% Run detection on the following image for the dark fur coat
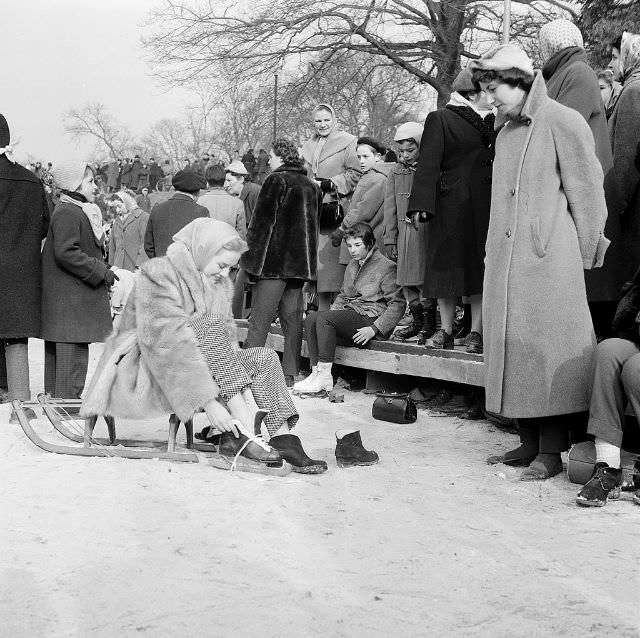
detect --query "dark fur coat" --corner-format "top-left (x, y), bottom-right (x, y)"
top-left (241, 165), bottom-right (320, 280)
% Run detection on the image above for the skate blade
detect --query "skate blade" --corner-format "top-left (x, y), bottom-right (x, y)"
top-left (208, 454), bottom-right (292, 476)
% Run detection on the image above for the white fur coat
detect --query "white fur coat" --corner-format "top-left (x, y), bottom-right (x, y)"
top-left (82, 243), bottom-right (236, 422)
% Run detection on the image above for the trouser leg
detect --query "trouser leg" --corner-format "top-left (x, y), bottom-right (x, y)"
top-left (277, 280), bottom-right (304, 377)
top-left (47, 342), bottom-right (89, 399)
top-left (237, 347), bottom-right (299, 436)
top-left (538, 415), bottom-right (569, 454)
top-left (0, 344), bottom-right (7, 389)
top-left (243, 279), bottom-right (286, 349)
top-left (316, 309), bottom-right (375, 363)
top-left (621, 353), bottom-right (640, 437)
top-left (403, 286), bottom-right (420, 305)
top-left (587, 338), bottom-right (640, 448)
top-left (304, 312), bottom-right (320, 366)
top-left (232, 268), bottom-right (246, 319)
top-left (4, 338), bottom-right (30, 401)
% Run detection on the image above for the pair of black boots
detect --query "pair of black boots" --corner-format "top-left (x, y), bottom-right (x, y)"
top-left (395, 300), bottom-right (437, 344)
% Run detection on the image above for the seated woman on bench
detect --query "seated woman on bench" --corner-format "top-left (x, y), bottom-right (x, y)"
top-left (294, 222), bottom-right (405, 394)
top-left (82, 218), bottom-right (326, 474)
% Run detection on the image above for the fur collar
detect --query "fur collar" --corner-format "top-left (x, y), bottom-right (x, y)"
top-left (446, 105), bottom-right (496, 146)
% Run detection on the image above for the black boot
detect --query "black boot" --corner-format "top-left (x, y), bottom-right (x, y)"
top-left (218, 431), bottom-right (283, 465)
top-left (335, 430), bottom-right (379, 468)
top-left (576, 463), bottom-right (623, 506)
top-left (269, 434), bottom-right (328, 474)
top-left (417, 299), bottom-right (437, 345)
top-left (394, 302), bottom-right (423, 341)
top-left (486, 419), bottom-right (539, 466)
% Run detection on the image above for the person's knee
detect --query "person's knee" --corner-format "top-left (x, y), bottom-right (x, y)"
top-left (304, 311), bottom-right (318, 330)
top-left (595, 338), bottom-right (637, 368)
top-left (621, 354), bottom-right (640, 397)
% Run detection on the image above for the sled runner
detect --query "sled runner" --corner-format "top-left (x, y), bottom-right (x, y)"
top-left (11, 396), bottom-right (291, 476)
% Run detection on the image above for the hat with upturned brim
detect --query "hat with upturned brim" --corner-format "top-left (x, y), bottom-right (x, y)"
top-left (225, 160), bottom-right (248, 175)
top-left (452, 68), bottom-right (476, 93)
top-left (172, 169), bottom-right (207, 192)
top-left (469, 44), bottom-right (534, 77)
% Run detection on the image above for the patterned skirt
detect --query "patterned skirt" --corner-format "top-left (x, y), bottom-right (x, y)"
top-left (189, 313), bottom-right (298, 435)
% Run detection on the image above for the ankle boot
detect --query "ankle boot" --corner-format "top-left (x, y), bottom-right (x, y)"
top-left (486, 419), bottom-right (539, 466)
top-left (269, 434), bottom-right (328, 474)
top-left (417, 300), bottom-right (437, 345)
top-left (297, 362), bottom-right (333, 393)
top-left (335, 430), bottom-right (379, 468)
top-left (293, 366), bottom-right (318, 392)
top-left (394, 302), bottom-right (423, 340)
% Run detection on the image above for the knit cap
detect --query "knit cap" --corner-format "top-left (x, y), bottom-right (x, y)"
top-left (53, 161), bottom-right (89, 191)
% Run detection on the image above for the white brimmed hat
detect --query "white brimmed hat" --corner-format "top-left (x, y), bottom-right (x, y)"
top-left (225, 160), bottom-right (248, 175)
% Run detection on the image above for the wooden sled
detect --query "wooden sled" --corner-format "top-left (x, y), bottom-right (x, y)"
top-left (12, 397), bottom-right (291, 476)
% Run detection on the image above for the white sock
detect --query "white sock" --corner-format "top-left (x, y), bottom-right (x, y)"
top-left (595, 438), bottom-right (621, 469)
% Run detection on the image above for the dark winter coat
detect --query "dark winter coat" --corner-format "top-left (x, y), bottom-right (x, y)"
top-left (611, 266), bottom-right (640, 345)
top-left (41, 201), bottom-right (112, 343)
top-left (408, 105), bottom-right (495, 298)
top-left (0, 156), bottom-right (50, 338)
top-left (543, 46), bottom-right (623, 302)
top-left (129, 160), bottom-right (143, 190)
top-left (144, 193), bottom-right (209, 258)
top-left (608, 75), bottom-right (640, 283)
top-left (241, 165), bottom-right (320, 281)
top-left (240, 181), bottom-right (261, 226)
top-left (149, 162), bottom-right (164, 190)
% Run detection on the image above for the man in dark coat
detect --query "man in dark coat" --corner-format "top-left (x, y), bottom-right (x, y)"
top-left (148, 158), bottom-right (164, 191)
top-left (0, 114), bottom-right (50, 407)
top-left (241, 149), bottom-right (256, 176)
top-left (144, 169), bottom-right (209, 258)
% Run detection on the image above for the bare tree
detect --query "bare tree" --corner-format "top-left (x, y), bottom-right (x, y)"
top-left (144, 0), bottom-right (575, 104)
top-left (64, 102), bottom-right (133, 159)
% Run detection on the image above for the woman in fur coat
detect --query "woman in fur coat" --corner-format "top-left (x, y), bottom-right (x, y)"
top-left (302, 104), bottom-right (362, 310)
top-left (471, 44), bottom-right (609, 480)
top-left (82, 218), bottom-right (327, 474)
top-left (241, 138), bottom-right (321, 386)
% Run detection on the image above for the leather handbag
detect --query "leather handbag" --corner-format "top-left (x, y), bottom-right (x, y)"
top-left (318, 183), bottom-right (344, 230)
top-left (372, 392), bottom-right (417, 424)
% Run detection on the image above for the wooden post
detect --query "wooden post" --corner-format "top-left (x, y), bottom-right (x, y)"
top-left (502, 0), bottom-right (511, 44)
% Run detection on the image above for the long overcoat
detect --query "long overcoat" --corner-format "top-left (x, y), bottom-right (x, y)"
top-left (338, 163), bottom-right (391, 264)
top-left (608, 75), bottom-right (640, 283)
top-left (543, 46), bottom-right (624, 302)
top-left (108, 208), bottom-right (150, 272)
top-left (408, 106), bottom-right (495, 298)
top-left (81, 242), bottom-right (231, 422)
top-left (383, 163), bottom-right (426, 287)
top-left (41, 201), bottom-right (112, 343)
top-left (484, 72), bottom-right (608, 418)
top-left (302, 130), bottom-right (362, 292)
top-left (0, 156), bottom-right (50, 338)
top-left (241, 165), bottom-right (320, 281)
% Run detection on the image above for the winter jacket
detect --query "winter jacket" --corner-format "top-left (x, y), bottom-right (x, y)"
top-left (144, 193), bottom-right (209, 258)
top-left (483, 71), bottom-right (608, 418)
top-left (302, 130), bottom-right (362, 292)
top-left (0, 156), bottom-right (50, 338)
top-left (41, 201), bottom-right (112, 343)
top-left (109, 208), bottom-right (150, 272)
top-left (241, 165), bottom-right (320, 281)
top-left (331, 247), bottom-right (404, 337)
top-left (198, 188), bottom-right (246, 239)
top-left (383, 162), bottom-right (426, 288)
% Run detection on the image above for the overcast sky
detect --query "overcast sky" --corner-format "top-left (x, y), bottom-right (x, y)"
top-left (3, 0), bottom-right (187, 163)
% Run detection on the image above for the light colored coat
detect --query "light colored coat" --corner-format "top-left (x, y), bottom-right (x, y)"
top-left (484, 72), bottom-right (609, 418)
top-left (198, 188), bottom-right (247, 239)
top-left (383, 163), bottom-right (426, 287)
top-left (81, 242), bottom-right (236, 422)
top-left (108, 208), bottom-right (149, 272)
top-left (302, 130), bottom-right (362, 292)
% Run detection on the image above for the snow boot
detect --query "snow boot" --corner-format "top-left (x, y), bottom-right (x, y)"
top-left (269, 434), bottom-right (328, 474)
top-left (417, 299), bottom-right (437, 345)
top-left (335, 429), bottom-right (379, 468)
top-left (394, 302), bottom-right (423, 340)
top-left (576, 463), bottom-right (623, 507)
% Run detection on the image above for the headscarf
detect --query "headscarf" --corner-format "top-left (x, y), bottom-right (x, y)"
top-left (620, 31), bottom-right (640, 83)
top-left (393, 122), bottom-right (423, 146)
top-left (172, 218), bottom-right (243, 273)
top-left (538, 19), bottom-right (584, 64)
top-left (311, 103), bottom-right (338, 175)
top-left (113, 190), bottom-right (137, 212)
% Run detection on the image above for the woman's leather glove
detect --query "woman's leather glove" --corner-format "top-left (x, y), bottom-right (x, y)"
top-left (330, 227), bottom-right (346, 247)
top-left (104, 269), bottom-right (120, 287)
top-left (318, 178), bottom-right (334, 193)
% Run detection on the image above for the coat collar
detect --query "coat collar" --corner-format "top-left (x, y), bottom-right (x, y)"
top-left (171, 192), bottom-right (197, 202)
top-left (272, 165), bottom-right (307, 174)
top-left (542, 46), bottom-right (585, 80)
top-left (497, 71), bottom-right (549, 130)
top-left (301, 129), bottom-right (356, 165)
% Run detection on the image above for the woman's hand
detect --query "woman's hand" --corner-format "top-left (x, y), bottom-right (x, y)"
top-left (409, 212), bottom-right (422, 231)
top-left (204, 398), bottom-right (240, 437)
top-left (352, 326), bottom-right (376, 345)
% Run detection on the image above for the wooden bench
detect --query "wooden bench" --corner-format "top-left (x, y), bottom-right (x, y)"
top-left (235, 319), bottom-right (485, 388)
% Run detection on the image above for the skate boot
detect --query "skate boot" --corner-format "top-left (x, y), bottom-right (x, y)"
top-left (335, 429), bottom-right (379, 467)
top-left (576, 463), bottom-right (623, 507)
top-left (393, 302), bottom-right (423, 341)
top-left (292, 366), bottom-right (318, 392)
top-left (294, 362), bottom-right (333, 394)
top-left (417, 300), bottom-right (437, 345)
top-left (269, 434), bottom-right (328, 474)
